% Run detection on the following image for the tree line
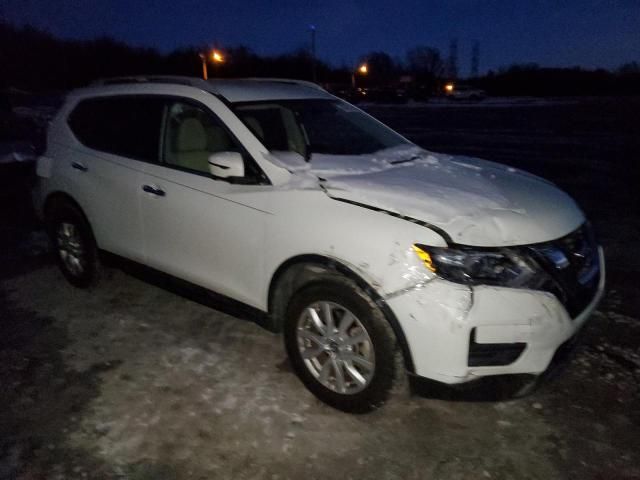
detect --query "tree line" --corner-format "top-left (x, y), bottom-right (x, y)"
top-left (1, 21), bottom-right (639, 96)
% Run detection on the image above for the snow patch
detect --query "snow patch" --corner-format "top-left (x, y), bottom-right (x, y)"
top-left (0, 141), bottom-right (36, 164)
top-left (311, 145), bottom-right (438, 177)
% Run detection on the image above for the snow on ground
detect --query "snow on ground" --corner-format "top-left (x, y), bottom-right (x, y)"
top-left (3, 265), bottom-right (638, 480)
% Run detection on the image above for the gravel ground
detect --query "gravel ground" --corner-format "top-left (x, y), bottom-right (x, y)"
top-left (1, 97), bottom-right (639, 479)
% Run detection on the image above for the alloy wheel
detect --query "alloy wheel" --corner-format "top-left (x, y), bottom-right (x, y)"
top-left (56, 222), bottom-right (86, 276)
top-left (296, 301), bottom-right (375, 395)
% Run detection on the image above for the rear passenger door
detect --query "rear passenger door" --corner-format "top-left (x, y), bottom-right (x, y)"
top-left (66, 96), bottom-right (164, 262)
top-left (139, 97), bottom-right (270, 307)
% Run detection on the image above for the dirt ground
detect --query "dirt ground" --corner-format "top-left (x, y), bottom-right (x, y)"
top-left (1, 97), bottom-right (639, 479)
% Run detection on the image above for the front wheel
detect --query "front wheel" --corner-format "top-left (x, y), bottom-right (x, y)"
top-left (284, 281), bottom-right (402, 413)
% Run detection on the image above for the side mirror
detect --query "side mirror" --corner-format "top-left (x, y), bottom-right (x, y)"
top-left (208, 151), bottom-right (245, 179)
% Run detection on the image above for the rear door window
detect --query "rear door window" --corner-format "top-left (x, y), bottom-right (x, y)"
top-left (68, 96), bottom-right (164, 162)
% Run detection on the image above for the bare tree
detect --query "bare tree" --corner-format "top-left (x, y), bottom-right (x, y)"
top-left (360, 51), bottom-right (398, 86)
top-left (406, 46), bottom-right (445, 80)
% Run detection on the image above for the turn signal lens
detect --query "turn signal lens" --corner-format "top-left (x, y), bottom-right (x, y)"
top-left (412, 245), bottom-right (436, 272)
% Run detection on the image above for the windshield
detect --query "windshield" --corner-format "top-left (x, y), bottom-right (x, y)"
top-left (232, 99), bottom-right (409, 157)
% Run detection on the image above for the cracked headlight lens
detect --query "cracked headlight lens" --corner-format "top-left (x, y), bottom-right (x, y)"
top-left (413, 244), bottom-right (550, 289)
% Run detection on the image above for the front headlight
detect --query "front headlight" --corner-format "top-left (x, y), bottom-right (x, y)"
top-left (413, 244), bottom-right (551, 289)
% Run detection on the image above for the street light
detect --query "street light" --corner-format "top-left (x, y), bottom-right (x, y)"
top-left (351, 63), bottom-right (368, 88)
top-left (211, 50), bottom-right (224, 63)
top-left (200, 49), bottom-right (226, 80)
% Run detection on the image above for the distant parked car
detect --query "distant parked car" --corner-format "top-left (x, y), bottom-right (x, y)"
top-left (354, 86), bottom-right (408, 104)
top-left (34, 76), bottom-right (604, 412)
top-left (323, 83), bottom-right (353, 101)
top-left (408, 84), bottom-right (432, 102)
top-left (445, 83), bottom-right (486, 101)
top-left (0, 92), bottom-right (38, 165)
top-left (1, 89), bottom-right (62, 167)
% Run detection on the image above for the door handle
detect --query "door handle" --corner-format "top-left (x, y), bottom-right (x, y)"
top-left (142, 184), bottom-right (165, 197)
top-left (71, 161), bottom-right (88, 172)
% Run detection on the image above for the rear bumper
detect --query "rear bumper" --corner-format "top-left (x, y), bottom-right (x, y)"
top-left (387, 247), bottom-right (605, 384)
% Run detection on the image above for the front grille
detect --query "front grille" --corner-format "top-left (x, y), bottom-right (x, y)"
top-left (528, 223), bottom-right (601, 318)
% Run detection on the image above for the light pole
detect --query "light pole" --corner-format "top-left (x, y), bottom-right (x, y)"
top-left (199, 53), bottom-right (208, 80)
top-left (199, 49), bottom-right (225, 80)
top-left (310, 25), bottom-right (317, 83)
top-left (351, 63), bottom-right (368, 88)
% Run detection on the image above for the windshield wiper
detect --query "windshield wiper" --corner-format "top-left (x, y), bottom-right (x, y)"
top-left (389, 155), bottom-right (421, 165)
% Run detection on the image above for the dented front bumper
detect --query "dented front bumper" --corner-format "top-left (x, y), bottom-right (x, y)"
top-left (386, 247), bottom-right (605, 384)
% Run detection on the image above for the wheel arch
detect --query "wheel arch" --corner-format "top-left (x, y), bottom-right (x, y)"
top-left (43, 191), bottom-right (96, 242)
top-left (267, 254), bottom-right (415, 373)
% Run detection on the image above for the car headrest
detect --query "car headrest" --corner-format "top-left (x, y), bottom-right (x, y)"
top-left (176, 117), bottom-right (207, 152)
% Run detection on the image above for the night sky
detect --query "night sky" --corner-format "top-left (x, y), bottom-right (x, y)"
top-left (2, 0), bottom-right (639, 74)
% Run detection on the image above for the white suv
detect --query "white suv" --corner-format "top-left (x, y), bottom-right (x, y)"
top-left (34, 76), bottom-right (605, 412)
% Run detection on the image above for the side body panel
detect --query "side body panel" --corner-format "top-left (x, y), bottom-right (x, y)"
top-left (35, 101), bottom-right (146, 262)
top-left (138, 163), bottom-right (271, 308)
top-left (260, 188), bottom-right (447, 304)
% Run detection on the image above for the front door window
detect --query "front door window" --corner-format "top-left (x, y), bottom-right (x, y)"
top-left (163, 101), bottom-right (238, 174)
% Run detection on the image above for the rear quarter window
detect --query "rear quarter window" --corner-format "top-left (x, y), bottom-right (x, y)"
top-left (67, 96), bottom-right (164, 162)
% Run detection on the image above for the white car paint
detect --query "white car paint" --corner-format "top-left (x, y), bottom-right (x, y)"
top-left (314, 148), bottom-right (585, 246)
top-left (34, 77), bottom-right (604, 385)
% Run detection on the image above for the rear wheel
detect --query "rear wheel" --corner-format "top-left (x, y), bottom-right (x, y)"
top-left (284, 281), bottom-right (402, 413)
top-left (47, 202), bottom-right (100, 288)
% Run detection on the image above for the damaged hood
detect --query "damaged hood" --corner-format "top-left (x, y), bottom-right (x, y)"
top-left (308, 146), bottom-right (584, 246)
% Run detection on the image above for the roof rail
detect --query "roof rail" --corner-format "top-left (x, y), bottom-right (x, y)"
top-left (240, 78), bottom-right (326, 91)
top-left (89, 76), bottom-right (327, 96)
top-left (91, 75), bottom-right (206, 88)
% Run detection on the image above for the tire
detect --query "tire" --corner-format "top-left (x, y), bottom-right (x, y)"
top-left (284, 280), bottom-right (402, 413)
top-left (46, 201), bottom-right (100, 288)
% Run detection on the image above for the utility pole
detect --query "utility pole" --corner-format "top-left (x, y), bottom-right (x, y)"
top-left (310, 25), bottom-right (317, 83)
top-left (448, 38), bottom-right (458, 79)
top-left (471, 41), bottom-right (480, 78)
